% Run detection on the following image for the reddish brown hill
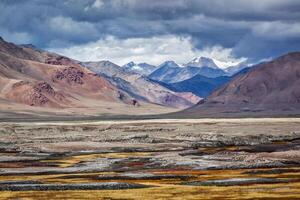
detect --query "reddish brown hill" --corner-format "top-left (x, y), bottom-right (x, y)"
top-left (0, 37), bottom-right (135, 111)
top-left (50, 66), bottom-right (121, 101)
top-left (179, 52), bottom-right (300, 117)
top-left (5, 81), bottom-right (69, 108)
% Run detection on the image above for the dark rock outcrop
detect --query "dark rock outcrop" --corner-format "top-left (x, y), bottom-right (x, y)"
top-left (6, 81), bottom-right (68, 107)
top-left (53, 67), bottom-right (84, 85)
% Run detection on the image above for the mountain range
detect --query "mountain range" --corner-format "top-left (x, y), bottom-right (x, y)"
top-left (148, 57), bottom-right (244, 84)
top-left (82, 60), bottom-right (201, 108)
top-left (178, 52), bottom-right (300, 117)
top-left (0, 37), bottom-right (145, 115)
top-left (0, 37), bottom-right (207, 118)
top-left (1, 36), bottom-right (298, 118)
top-left (122, 62), bottom-right (157, 75)
top-left (0, 37), bottom-right (193, 117)
top-left (161, 75), bottom-right (231, 98)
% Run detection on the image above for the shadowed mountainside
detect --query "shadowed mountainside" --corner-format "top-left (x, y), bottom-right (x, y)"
top-left (82, 61), bottom-right (201, 108)
top-left (149, 59), bottom-right (227, 84)
top-left (177, 52), bottom-right (300, 117)
top-left (160, 75), bottom-right (231, 98)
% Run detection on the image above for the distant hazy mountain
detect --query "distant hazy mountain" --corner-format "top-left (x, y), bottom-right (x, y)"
top-left (163, 75), bottom-right (231, 98)
top-left (122, 62), bottom-right (156, 75)
top-left (224, 62), bottom-right (249, 76)
top-left (82, 60), bottom-right (128, 77)
top-left (83, 60), bottom-right (200, 108)
top-left (179, 52), bottom-right (300, 116)
top-left (148, 61), bottom-right (183, 83)
top-left (185, 57), bottom-right (219, 69)
top-left (183, 57), bottom-right (226, 78)
top-left (149, 57), bottom-right (228, 84)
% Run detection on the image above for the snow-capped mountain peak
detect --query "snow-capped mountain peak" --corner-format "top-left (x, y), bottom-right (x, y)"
top-left (185, 57), bottom-right (219, 69)
top-left (123, 62), bottom-right (143, 71)
top-left (191, 56), bottom-right (211, 63)
top-left (223, 61), bottom-right (249, 76)
top-left (122, 61), bottom-right (157, 75)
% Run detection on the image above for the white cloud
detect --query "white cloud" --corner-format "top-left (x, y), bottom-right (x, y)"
top-left (197, 46), bottom-right (247, 68)
top-left (48, 35), bottom-right (246, 68)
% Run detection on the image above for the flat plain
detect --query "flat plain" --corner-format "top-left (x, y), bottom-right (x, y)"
top-left (0, 118), bottom-right (300, 199)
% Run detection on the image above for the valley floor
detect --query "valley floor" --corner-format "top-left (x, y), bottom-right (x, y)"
top-left (0, 99), bottom-right (179, 122)
top-left (0, 118), bottom-right (300, 199)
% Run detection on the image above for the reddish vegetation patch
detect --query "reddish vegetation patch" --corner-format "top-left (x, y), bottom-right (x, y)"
top-left (33, 82), bottom-right (55, 96)
top-left (51, 66), bottom-right (127, 102)
top-left (46, 56), bottom-right (74, 66)
top-left (53, 67), bottom-right (84, 85)
top-left (10, 81), bottom-right (50, 106)
top-left (6, 81), bottom-right (68, 107)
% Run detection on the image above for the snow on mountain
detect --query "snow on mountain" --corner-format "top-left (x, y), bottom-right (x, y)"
top-left (184, 57), bottom-right (219, 69)
top-left (224, 62), bottom-right (249, 76)
top-left (83, 60), bottom-right (198, 108)
top-left (122, 62), bottom-right (157, 75)
top-left (180, 52), bottom-right (300, 116)
top-left (148, 61), bottom-right (183, 83)
top-left (185, 56), bottom-right (250, 76)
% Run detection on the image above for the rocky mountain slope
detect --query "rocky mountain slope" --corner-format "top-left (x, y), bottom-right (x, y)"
top-left (163, 75), bottom-right (231, 98)
top-left (122, 62), bottom-right (157, 75)
top-left (179, 52), bottom-right (300, 116)
top-left (224, 62), bottom-right (249, 76)
top-left (83, 61), bottom-right (201, 108)
top-left (184, 57), bottom-right (226, 78)
top-left (149, 58), bottom-right (228, 84)
top-left (0, 38), bottom-right (129, 106)
top-left (0, 37), bottom-right (178, 116)
top-left (148, 61), bottom-right (183, 83)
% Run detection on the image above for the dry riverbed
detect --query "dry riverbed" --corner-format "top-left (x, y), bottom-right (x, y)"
top-left (0, 118), bottom-right (300, 199)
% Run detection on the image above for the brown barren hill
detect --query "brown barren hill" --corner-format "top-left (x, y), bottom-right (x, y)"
top-left (0, 37), bottom-right (178, 117)
top-left (178, 52), bottom-right (300, 117)
top-left (50, 66), bottom-right (120, 101)
top-left (5, 81), bottom-right (69, 108)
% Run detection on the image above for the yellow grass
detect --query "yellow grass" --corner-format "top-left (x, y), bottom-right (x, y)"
top-left (1, 167), bottom-right (300, 199)
top-left (1, 182), bottom-right (300, 200)
top-left (40, 152), bottom-right (153, 168)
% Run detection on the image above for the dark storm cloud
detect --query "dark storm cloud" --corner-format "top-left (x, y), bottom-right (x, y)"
top-left (0, 0), bottom-right (300, 61)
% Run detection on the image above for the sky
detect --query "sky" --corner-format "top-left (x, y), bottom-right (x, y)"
top-left (1, 0), bottom-right (300, 67)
